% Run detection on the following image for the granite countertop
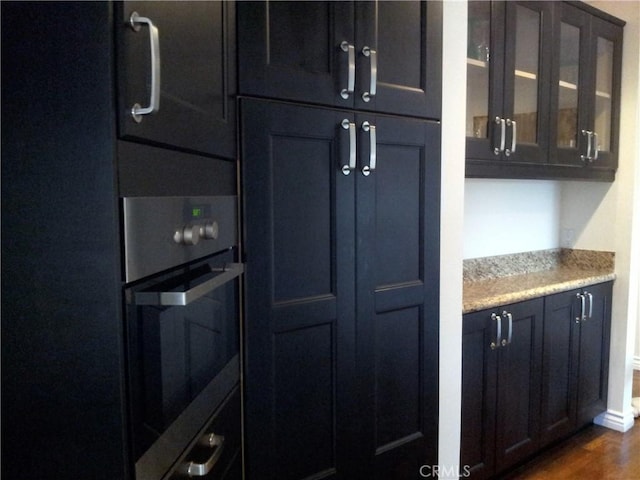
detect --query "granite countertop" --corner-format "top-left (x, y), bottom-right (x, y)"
top-left (463, 249), bottom-right (616, 314)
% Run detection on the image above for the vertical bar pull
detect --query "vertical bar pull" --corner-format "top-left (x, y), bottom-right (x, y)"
top-left (581, 130), bottom-right (592, 162)
top-left (490, 313), bottom-right (502, 350)
top-left (592, 132), bottom-right (599, 161)
top-left (129, 12), bottom-right (161, 122)
top-left (509, 119), bottom-right (517, 154)
top-left (576, 292), bottom-right (585, 323)
top-left (361, 46), bottom-right (377, 102)
top-left (502, 311), bottom-right (513, 346)
top-left (340, 41), bottom-right (355, 100)
top-left (494, 117), bottom-right (506, 155)
top-left (586, 291), bottom-right (593, 319)
top-left (361, 121), bottom-right (376, 176)
top-left (341, 119), bottom-right (356, 175)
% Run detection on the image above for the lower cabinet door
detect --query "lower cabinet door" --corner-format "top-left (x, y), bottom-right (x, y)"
top-left (576, 282), bottom-right (612, 427)
top-left (540, 281), bottom-right (612, 446)
top-left (241, 99), bottom-right (440, 480)
top-left (461, 298), bottom-right (543, 479)
top-left (540, 288), bottom-right (579, 447)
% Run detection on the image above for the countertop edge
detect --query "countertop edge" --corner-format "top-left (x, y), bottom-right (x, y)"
top-left (463, 272), bottom-right (616, 314)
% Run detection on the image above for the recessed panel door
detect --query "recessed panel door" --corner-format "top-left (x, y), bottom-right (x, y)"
top-left (118, 1), bottom-right (236, 158)
top-left (355, 114), bottom-right (440, 479)
top-left (242, 99), bottom-right (356, 480)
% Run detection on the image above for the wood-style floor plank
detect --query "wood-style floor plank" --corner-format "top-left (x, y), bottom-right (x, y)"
top-left (503, 370), bottom-right (640, 480)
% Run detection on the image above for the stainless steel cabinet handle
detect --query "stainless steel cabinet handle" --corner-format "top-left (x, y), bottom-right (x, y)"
top-left (340, 41), bottom-right (355, 100)
top-left (341, 119), bottom-right (356, 175)
top-left (491, 313), bottom-right (502, 350)
top-left (361, 121), bottom-right (376, 176)
top-left (581, 130), bottom-right (592, 162)
top-left (592, 132), bottom-right (599, 161)
top-left (505, 119), bottom-right (517, 155)
top-left (129, 12), bottom-right (161, 123)
top-left (494, 117), bottom-right (506, 155)
top-left (576, 292), bottom-right (585, 323)
top-left (135, 263), bottom-right (244, 306)
top-left (182, 433), bottom-right (225, 477)
top-left (502, 311), bottom-right (513, 346)
top-left (361, 46), bottom-right (377, 102)
top-left (586, 291), bottom-right (593, 320)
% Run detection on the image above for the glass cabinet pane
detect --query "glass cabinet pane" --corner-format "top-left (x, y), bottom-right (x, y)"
top-left (513, 5), bottom-right (540, 145)
top-left (558, 22), bottom-right (580, 148)
top-left (466, 1), bottom-right (491, 139)
top-left (595, 37), bottom-right (613, 152)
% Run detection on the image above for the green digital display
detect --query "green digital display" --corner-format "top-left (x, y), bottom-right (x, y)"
top-left (185, 204), bottom-right (211, 221)
top-left (192, 207), bottom-right (203, 218)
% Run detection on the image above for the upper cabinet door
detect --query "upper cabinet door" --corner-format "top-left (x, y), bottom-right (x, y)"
top-left (466, 1), bottom-right (551, 167)
top-left (354, 1), bottom-right (442, 119)
top-left (584, 15), bottom-right (623, 171)
top-left (238, 1), bottom-right (442, 119)
top-left (237, 1), bottom-right (354, 108)
top-left (118, 1), bottom-right (236, 159)
top-left (466, 1), bottom-right (505, 163)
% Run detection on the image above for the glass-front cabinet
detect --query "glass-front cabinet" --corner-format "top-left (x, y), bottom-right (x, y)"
top-left (466, 1), bottom-right (552, 170)
top-left (550, 2), bottom-right (622, 171)
top-left (467, 1), bottom-right (624, 181)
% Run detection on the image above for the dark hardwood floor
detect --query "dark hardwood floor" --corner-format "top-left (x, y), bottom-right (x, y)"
top-left (503, 370), bottom-right (640, 480)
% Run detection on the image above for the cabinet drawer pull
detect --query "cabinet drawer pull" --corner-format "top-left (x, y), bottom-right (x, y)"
top-left (592, 132), bottom-right (599, 161)
top-left (361, 121), bottom-right (376, 176)
top-left (586, 292), bottom-right (593, 320)
top-left (341, 119), bottom-right (356, 175)
top-left (129, 12), bottom-right (161, 123)
top-left (340, 41), bottom-right (355, 100)
top-left (490, 313), bottom-right (502, 349)
top-left (361, 46), bottom-right (377, 102)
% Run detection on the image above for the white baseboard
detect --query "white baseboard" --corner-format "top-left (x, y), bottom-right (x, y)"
top-left (594, 409), bottom-right (635, 432)
top-left (634, 355), bottom-right (640, 370)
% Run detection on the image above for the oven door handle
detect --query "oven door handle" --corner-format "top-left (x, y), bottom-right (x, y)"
top-left (135, 263), bottom-right (244, 306)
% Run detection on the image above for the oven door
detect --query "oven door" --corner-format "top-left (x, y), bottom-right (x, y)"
top-left (125, 248), bottom-right (242, 480)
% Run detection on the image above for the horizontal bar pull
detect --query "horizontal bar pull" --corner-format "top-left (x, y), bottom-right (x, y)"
top-left (135, 262), bottom-right (243, 306)
top-left (181, 433), bottom-right (225, 477)
top-left (129, 12), bottom-right (161, 122)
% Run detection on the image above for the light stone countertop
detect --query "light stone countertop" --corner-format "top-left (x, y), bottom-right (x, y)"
top-left (463, 249), bottom-right (616, 314)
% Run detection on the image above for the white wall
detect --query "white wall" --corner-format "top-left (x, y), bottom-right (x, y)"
top-left (463, 179), bottom-right (561, 259)
top-left (439, 1), bottom-right (466, 477)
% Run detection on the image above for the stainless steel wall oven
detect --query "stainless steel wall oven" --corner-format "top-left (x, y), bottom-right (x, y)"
top-left (122, 196), bottom-right (242, 480)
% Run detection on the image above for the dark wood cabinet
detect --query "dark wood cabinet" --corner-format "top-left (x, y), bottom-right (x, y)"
top-left (466, 1), bottom-right (624, 181)
top-left (237, 1), bottom-right (442, 120)
top-left (548, 2), bottom-right (623, 177)
top-left (461, 298), bottom-right (544, 479)
top-left (118, 1), bottom-right (236, 159)
top-left (241, 99), bottom-right (440, 480)
top-left (465, 1), bottom-right (553, 171)
top-left (540, 281), bottom-right (612, 447)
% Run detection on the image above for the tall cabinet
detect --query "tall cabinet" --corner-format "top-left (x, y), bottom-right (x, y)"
top-left (238, 2), bottom-right (442, 479)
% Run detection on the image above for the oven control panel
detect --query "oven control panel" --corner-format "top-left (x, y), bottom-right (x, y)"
top-left (123, 196), bottom-right (237, 283)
